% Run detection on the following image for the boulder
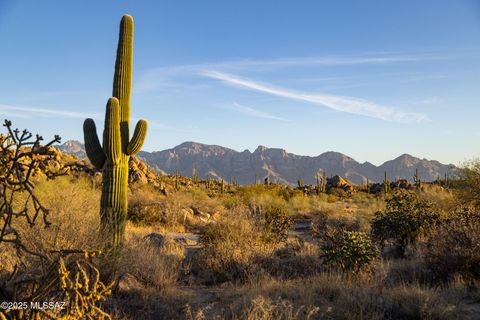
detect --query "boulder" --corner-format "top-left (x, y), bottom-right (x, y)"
top-left (327, 175), bottom-right (355, 193)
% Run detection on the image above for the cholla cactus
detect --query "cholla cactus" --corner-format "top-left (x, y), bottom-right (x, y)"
top-left (83, 15), bottom-right (147, 252)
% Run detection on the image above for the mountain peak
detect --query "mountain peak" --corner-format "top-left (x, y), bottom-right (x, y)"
top-left (58, 141), bottom-right (455, 185)
top-left (176, 141), bottom-right (204, 149)
top-left (56, 140), bottom-right (85, 158)
top-left (254, 145), bottom-right (268, 153)
top-left (391, 153), bottom-right (421, 167)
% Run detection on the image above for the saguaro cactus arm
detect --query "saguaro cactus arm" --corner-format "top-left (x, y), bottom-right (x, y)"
top-left (103, 97), bottom-right (122, 162)
top-left (127, 119), bottom-right (147, 155)
top-left (83, 119), bottom-right (106, 169)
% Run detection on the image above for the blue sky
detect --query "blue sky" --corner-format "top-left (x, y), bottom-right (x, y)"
top-left (0, 1), bottom-right (479, 165)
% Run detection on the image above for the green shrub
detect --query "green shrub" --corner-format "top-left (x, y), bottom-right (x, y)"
top-left (320, 230), bottom-right (378, 273)
top-left (371, 191), bottom-right (441, 256)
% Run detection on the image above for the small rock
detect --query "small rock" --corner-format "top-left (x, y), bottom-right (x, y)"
top-left (199, 212), bottom-right (211, 222)
top-left (144, 233), bottom-right (165, 247)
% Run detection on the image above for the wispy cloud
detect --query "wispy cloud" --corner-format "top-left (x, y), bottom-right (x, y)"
top-left (203, 71), bottom-right (427, 123)
top-left (223, 102), bottom-right (289, 122)
top-left (0, 104), bottom-right (187, 132)
top-left (136, 52), bottom-right (448, 93)
top-left (0, 104), bottom-right (102, 119)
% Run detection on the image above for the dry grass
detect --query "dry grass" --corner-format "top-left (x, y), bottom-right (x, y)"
top-left (129, 186), bottom-right (225, 232)
top-left (118, 227), bottom-right (186, 290)
top-left (0, 176), bottom-right (102, 274)
top-left (191, 206), bottom-right (278, 284)
top-left (4, 175), bottom-right (480, 319)
top-left (204, 272), bottom-right (467, 320)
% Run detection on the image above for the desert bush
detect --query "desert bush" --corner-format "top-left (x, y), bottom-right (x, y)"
top-left (424, 207), bottom-right (480, 281)
top-left (288, 194), bottom-right (312, 215)
top-left (262, 203), bottom-right (294, 243)
top-left (118, 232), bottom-right (185, 290)
top-left (312, 209), bottom-right (362, 236)
top-left (326, 194), bottom-right (337, 203)
top-left (371, 191), bottom-right (441, 256)
top-left (455, 159), bottom-right (480, 208)
top-left (240, 188), bottom-right (295, 242)
top-left (192, 207), bottom-right (273, 284)
top-left (22, 176), bottom-right (102, 252)
top-left (0, 120), bottom-right (111, 319)
top-left (256, 240), bottom-right (323, 279)
top-left (128, 185), bottom-right (169, 225)
top-left (375, 258), bottom-right (432, 287)
top-left (419, 184), bottom-right (455, 212)
top-left (320, 230), bottom-right (378, 273)
top-left (277, 187), bottom-right (305, 202)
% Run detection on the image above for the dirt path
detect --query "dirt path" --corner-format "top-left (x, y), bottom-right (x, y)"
top-left (164, 232), bottom-right (202, 253)
top-left (288, 219), bottom-right (313, 240)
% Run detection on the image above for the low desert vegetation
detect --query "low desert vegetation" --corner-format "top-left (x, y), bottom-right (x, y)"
top-left (2, 120), bottom-right (480, 320)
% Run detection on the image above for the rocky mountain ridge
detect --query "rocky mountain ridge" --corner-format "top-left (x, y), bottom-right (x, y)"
top-left (57, 140), bottom-right (455, 185)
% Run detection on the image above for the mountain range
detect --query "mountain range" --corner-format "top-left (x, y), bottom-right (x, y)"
top-left (56, 140), bottom-right (456, 186)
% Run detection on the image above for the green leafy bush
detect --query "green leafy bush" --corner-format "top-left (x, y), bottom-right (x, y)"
top-left (372, 191), bottom-right (440, 256)
top-left (321, 230), bottom-right (378, 273)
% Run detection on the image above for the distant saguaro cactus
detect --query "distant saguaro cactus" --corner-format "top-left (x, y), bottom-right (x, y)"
top-left (383, 171), bottom-right (390, 194)
top-left (413, 168), bottom-right (422, 189)
top-left (316, 171), bottom-right (327, 194)
top-left (83, 15), bottom-right (148, 252)
top-left (297, 176), bottom-right (304, 188)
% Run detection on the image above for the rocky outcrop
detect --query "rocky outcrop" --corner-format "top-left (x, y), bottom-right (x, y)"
top-left (326, 175), bottom-right (355, 193)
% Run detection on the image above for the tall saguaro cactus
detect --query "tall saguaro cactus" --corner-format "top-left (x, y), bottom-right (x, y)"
top-left (83, 15), bottom-right (147, 251)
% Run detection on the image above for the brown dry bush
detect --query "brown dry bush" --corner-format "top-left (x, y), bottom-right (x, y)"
top-left (254, 240), bottom-right (323, 279)
top-left (191, 206), bottom-right (275, 284)
top-left (455, 159), bottom-right (480, 208)
top-left (21, 176), bottom-right (102, 253)
top-left (118, 231), bottom-right (186, 290)
top-left (424, 207), bottom-right (480, 281)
